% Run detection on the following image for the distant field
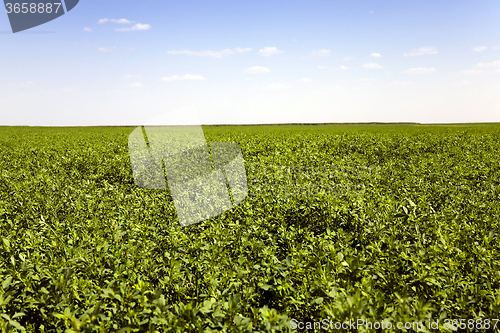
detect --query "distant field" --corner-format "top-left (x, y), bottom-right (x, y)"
top-left (1, 124), bottom-right (500, 332)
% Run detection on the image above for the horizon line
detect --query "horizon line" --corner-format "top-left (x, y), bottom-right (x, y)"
top-left (2, 121), bottom-right (500, 128)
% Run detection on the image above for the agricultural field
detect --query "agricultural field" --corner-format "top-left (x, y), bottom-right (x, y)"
top-left (1, 124), bottom-right (500, 332)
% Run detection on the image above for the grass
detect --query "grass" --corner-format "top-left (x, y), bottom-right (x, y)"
top-left (1, 123), bottom-right (500, 332)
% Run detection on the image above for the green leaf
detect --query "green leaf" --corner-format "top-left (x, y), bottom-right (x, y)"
top-left (312, 297), bottom-right (323, 304)
top-left (12, 313), bottom-right (25, 319)
top-left (8, 320), bottom-right (24, 330)
top-left (2, 237), bottom-right (10, 250)
top-left (2, 276), bottom-right (12, 290)
top-left (118, 328), bottom-right (133, 333)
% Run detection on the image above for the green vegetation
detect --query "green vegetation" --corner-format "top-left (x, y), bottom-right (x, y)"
top-left (1, 124), bottom-right (500, 332)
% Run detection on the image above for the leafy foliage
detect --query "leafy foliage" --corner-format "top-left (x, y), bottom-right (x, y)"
top-left (1, 124), bottom-right (500, 332)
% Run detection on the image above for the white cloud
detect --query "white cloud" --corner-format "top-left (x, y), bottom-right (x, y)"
top-left (392, 81), bottom-right (412, 85)
top-left (402, 67), bottom-right (437, 74)
top-left (83, 27), bottom-right (92, 32)
top-left (130, 83), bottom-right (144, 88)
top-left (116, 23), bottom-right (151, 32)
top-left (160, 74), bottom-right (208, 82)
top-left (166, 47), bottom-right (251, 58)
top-left (234, 47), bottom-right (252, 53)
top-left (472, 46), bottom-right (488, 52)
top-left (259, 47), bottom-right (284, 57)
top-left (362, 62), bottom-right (383, 69)
top-left (370, 53), bottom-right (381, 57)
top-left (474, 60), bottom-right (500, 68)
top-left (312, 49), bottom-right (331, 57)
top-left (11, 81), bottom-right (35, 87)
top-left (98, 46), bottom-right (116, 52)
top-left (404, 46), bottom-right (438, 57)
top-left (111, 19), bottom-right (132, 24)
top-left (339, 66), bottom-right (349, 70)
top-left (98, 18), bottom-right (133, 25)
top-left (318, 66), bottom-right (328, 69)
top-left (299, 78), bottom-right (312, 82)
top-left (460, 69), bottom-right (484, 74)
top-left (459, 61), bottom-right (500, 74)
top-left (242, 66), bottom-right (270, 74)
top-left (263, 84), bottom-right (289, 90)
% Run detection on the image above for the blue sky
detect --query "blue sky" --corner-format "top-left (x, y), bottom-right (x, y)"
top-left (1, 0), bottom-right (500, 125)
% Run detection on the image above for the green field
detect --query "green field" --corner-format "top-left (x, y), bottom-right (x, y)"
top-left (1, 124), bottom-right (500, 332)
